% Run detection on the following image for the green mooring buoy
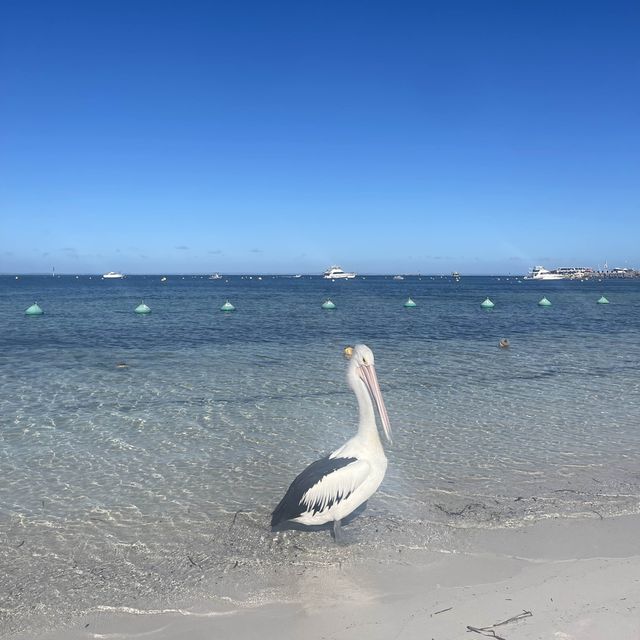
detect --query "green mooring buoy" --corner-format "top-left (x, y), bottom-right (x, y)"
top-left (597, 296), bottom-right (609, 304)
top-left (404, 297), bottom-right (417, 308)
top-left (221, 300), bottom-right (235, 312)
top-left (25, 302), bottom-right (44, 316)
top-left (322, 299), bottom-right (336, 310)
top-left (480, 297), bottom-right (495, 309)
top-left (134, 302), bottom-right (151, 314)
top-left (538, 297), bottom-right (552, 307)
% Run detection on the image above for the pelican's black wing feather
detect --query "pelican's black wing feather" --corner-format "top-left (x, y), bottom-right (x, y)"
top-left (271, 456), bottom-right (357, 527)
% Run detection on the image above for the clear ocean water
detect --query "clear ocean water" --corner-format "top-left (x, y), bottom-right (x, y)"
top-left (2, 274), bottom-right (640, 635)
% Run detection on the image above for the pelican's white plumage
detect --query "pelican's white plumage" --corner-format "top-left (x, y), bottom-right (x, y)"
top-left (271, 344), bottom-right (392, 540)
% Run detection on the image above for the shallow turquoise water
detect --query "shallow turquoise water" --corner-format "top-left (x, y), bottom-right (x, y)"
top-left (1, 274), bottom-right (639, 633)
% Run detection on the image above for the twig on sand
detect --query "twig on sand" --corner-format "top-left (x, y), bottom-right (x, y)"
top-left (187, 555), bottom-right (202, 570)
top-left (433, 607), bottom-right (453, 615)
top-left (229, 509), bottom-right (245, 530)
top-left (466, 627), bottom-right (507, 639)
top-left (467, 610), bottom-right (533, 638)
top-left (492, 610), bottom-right (533, 627)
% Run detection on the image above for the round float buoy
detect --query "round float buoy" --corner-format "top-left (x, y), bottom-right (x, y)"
top-left (221, 300), bottom-right (235, 312)
top-left (25, 302), bottom-right (44, 316)
top-left (499, 338), bottom-right (510, 348)
top-left (134, 302), bottom-right (151, 314)
top-left (322, 299), bottom-right (336, 310)
top-left (538, 297), bottom-right (552, 307)
top-left (597, 296), bottom-right (609, 304)
top-left (404, 298), bottom-right (417, 308)
top-left (343, 346), bottom-right (354, 358)
top-left (480, 297), bottom-right (495, 309)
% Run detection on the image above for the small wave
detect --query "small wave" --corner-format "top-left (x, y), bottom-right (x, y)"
top-left (95, 605), bottom-right (237, 617)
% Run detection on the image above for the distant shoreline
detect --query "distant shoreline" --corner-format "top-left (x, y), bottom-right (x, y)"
top-left (3, 272), bottom-right (640, 278)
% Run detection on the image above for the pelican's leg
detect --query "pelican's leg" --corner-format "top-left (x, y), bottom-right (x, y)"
top-left (332, 519), bottom-right (344, 544)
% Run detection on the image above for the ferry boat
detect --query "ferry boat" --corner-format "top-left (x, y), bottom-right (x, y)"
top-left (323, 266), bottom-right (356, 279)
top-left (102, 271), bottom-right (125, 279)
top-left (554, 267), bottom-right (593, 280)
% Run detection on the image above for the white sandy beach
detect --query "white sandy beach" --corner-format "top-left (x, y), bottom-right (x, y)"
top-left (21, 514), bottom-right (640, 640)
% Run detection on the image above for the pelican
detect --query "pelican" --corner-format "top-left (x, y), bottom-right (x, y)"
top-left (271, 344), bottom-right (392, 542)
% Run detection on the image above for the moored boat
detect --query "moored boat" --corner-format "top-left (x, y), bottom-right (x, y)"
top-left (323, 266), bottom-right (356, 279)
top-left (524, 266), bottom-right (564, 280)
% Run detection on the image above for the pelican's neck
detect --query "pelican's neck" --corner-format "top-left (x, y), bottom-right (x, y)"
top-left (349, 368), bottom-right (384, 451)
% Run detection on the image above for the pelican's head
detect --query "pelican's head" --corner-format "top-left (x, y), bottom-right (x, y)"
top-left (346, 344), bottom-right (392, 443)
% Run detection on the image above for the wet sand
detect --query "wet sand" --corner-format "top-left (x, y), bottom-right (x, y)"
top-left (20, 514), bottom-right (640, 640)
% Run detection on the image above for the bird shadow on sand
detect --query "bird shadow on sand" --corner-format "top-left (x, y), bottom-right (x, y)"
top-left (271, 502), bottom-right (368, 541)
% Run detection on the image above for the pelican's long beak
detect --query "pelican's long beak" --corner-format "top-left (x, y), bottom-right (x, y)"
top-left (359, 364), bottom-right (392, 444)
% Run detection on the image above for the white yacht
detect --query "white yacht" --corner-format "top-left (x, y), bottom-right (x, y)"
top-left (209, 273), bottom-right (223, 280)
top-left (102, 271), bottom-right (125, 279)
top-left (323, 266), bottom-right (356, 279)
top-left (524, 266), bottom-right (564, 280)
top-left (392, 275), bottom-right (405, 280)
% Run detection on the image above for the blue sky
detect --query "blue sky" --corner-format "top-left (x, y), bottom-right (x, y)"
top-left (1, 1), bottom-right (638, 274)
